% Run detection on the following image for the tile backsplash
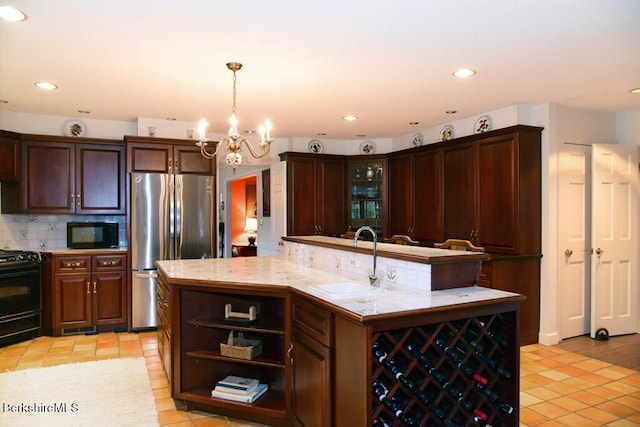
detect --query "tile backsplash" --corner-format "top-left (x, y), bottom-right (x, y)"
top-left (0, 214), bottom-right (127, 250)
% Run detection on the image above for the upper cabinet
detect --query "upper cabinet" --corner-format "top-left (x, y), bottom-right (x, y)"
top-left (348, 156), bottom-right (387, 237)
top-left (443, 126), bottom-right (542, 254)
top-left (125, 136), bottom-right (216, 175)
top-left (279, 152), bottom-right (346, 237)
top-left (388, 150), bottom-right (442, 244)
top-left (1, 135), bottom-right (126, 215)
top-left (389, 125), bottom-right (542, 254)
top-left (0, 130), bottom-right (21, 181)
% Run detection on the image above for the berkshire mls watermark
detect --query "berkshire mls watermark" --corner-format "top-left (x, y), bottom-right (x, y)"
top-left (2, 402), bottom-right (79, 413)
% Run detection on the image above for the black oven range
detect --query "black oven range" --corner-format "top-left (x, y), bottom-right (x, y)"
top-left (0, 249), bottom-right (42, 347)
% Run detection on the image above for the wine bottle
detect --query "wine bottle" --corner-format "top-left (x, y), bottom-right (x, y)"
top-left (499, 401), bottom-right (515, 414)
top-left (489, 330), bottom-right (508, 348)
top-left (373, 417), bottom-right (390, 427)
top-left (443, 382), bottom-right (461, 398)
top-left (405, 343), bottom-right (433, 369)
top-left (473, 408), bottom-right (488, 421)
top-left (372, 381), bottom-right (389, 402)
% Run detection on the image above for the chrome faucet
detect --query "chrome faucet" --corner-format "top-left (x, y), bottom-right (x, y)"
top-left (353, 226), bottom-right (380, 287)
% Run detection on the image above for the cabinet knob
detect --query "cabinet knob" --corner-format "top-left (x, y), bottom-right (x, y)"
top-left (76, 194), bottom-right (81, 206)
top-left (86, 282), bottom-right (90, 294)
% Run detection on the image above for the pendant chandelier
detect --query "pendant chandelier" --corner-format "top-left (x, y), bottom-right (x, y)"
top-left (196, 62), bottom-right (273, 170)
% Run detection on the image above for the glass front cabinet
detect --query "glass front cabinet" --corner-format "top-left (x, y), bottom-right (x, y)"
top-left (348, 157), bottom-right (386, 237)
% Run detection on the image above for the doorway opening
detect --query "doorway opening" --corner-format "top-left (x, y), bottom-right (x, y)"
top-left (228, 174), bottom-right (258, 257)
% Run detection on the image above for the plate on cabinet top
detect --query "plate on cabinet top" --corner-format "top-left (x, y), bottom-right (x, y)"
top-left (474, 115), bottom-right (492, 134)
top-left (359, 140), bottom-right (376, 155)
top-left (62, 119), bottom-right (86, 137)
top-left (308, 139), bottom-right (324, 154)
top-left (411, 133), bottom-right (424, 147)
top-left (440, 125), bottom-right (454, 141)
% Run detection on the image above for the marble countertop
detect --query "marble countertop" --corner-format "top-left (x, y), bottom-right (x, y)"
top-left (282, 236), bottom-right (488, 263)
top-left (156, 256), bottom-right (522, 320)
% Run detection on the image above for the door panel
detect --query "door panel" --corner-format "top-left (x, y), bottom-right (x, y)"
top-left (442, 143), bottom-right (474, 241)
top-left (591, 144), bottom-right (639, 337)
top-left (559, 144), bottom-right (591, 339)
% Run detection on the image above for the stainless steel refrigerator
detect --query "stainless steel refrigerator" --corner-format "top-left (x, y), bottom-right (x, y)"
top-left (130, 173), bottom-right (215, 330)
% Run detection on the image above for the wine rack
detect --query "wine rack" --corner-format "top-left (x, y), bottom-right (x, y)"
top-left (371, 313), bottom-right (517, 427)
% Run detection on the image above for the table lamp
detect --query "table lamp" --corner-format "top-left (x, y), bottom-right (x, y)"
top-left (244, 217), bottom-right (258, 246)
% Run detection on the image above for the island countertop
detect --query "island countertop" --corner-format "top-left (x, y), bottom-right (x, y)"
top-left (282, 235), bottom-right (489, 264)
top-left (155, 256), bottom-right (524, 323)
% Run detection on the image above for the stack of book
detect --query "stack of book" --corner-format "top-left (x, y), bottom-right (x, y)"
top-left (211, 375), bottom-right (268, 403)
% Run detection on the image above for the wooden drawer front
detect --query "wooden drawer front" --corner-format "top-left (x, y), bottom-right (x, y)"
top-left (293, 296), bottom-right (332, 347)
top-left (93, 254), bottom-right (126, 271)
top-left (55, 256), bottom-right (91, 272)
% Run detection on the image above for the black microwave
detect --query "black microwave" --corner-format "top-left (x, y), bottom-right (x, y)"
top-left (67, 222), bottom-right (119, 249)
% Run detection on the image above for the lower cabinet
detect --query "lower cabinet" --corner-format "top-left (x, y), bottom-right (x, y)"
top-left (157, 275), bottom-right (172, 382)
top-left (291, 296), bottom-right (333, 427)
top-left (41, 253), bottom-right (127, 336)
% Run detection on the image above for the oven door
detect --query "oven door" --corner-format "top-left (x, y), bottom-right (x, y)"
top-left (0, 263), bottom-right (41, 319)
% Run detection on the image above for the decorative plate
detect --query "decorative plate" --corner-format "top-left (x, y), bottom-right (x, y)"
top-left (474, 115), bottom-right (492, 134)
top-left (440, 125), bottom-right (454, 141)
top-left (359, 140), bottom-right (376, 155)
top-left (62, 119), bottom-right (86, 137)
top-left (411, 133), bottom-right (424, 147)
top-left (308, 139), bottom-right (324, 154)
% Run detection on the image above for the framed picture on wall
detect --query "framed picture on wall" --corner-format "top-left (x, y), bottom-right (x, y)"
top-left (262, 168), bottom-right (271, 217)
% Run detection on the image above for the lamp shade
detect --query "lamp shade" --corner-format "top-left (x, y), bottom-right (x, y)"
top-left (244, 217), bottom-right (258, 234)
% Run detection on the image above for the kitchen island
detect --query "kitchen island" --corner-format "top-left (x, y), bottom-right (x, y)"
top-left (157, 253), bottom-right (524, 427)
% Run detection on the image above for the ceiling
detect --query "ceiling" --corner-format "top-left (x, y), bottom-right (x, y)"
top-left (1, 0), bottom-right (639, 140)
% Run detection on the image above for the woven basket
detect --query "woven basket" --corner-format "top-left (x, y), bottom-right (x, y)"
top-left (220, 331), bottom-right (262, 360)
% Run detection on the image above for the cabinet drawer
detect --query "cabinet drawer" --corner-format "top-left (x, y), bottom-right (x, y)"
top-left (55, 256), bottom-right (91, 272)
top-left (93, 254), bottom-right (126, 271)
top-left (293, 296), bottom-right (333, 347)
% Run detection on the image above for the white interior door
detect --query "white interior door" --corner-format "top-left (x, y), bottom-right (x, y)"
top-left (558, 143), bottom-right (591, 339)
top-left (257, 161), bottom-right (286, 256)
top-left (591, 144), bottom-right (639, 338)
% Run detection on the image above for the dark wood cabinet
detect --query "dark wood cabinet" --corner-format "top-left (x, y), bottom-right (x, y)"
top-left (157, 275), bottom-right (172, 383)
top-left (388, 150), bottom-right (442, 245)
top-left (387, 125), bottom-right (543, 344)
top-left (348, 156), bottom-right (386, 237)
top-left (0, 130), bottom-right (20, 181)
top-left (125, 136), bottom-right (216, 175)
top-left (291, 296), bottom-right (333, 427)
top-left (0, 135), bottom-right (125, 214)
top-left (441, 128), bottom-right (542, 255)
top-left (42, 253), bottom-right (127, 336)
top-left (280, 153), bottom-right (346, 237)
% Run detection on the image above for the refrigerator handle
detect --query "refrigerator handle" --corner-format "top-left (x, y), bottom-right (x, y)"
top-left (134, 272), bottom-right (158, 279)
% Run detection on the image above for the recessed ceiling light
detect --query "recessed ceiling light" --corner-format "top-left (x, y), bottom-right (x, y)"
top-left (77, 110), bottom-right (90, 114)
top-left (357, 134), bottom-right (366, 137)
top-left (317, 132), bottom-right (327, 136)
top-left (0, 6), bottom-right (27, 22)
top-left (244, 130), bottom-right (255, 134)
top-left (409, 122), bottom-right (420, 126)
top-left (343, 115), bottom-right (358, 121)
top-left (630, 88), bottom-right (640, 94)
top-left (0, 100), bottom-right (8, 104)
top-left (34, 81), bottom-right (57, 90)
top-left (453, 69), bottom-right (476, 78)
top-left (166, 117), bottom-right (176, 121)
top-left (446, 110), bottom-right (457, 114)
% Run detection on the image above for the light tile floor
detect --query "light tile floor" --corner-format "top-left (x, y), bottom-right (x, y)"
top-left (1, 333), bottom-right (639, 426)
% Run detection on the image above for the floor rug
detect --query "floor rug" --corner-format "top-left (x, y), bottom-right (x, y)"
top-left (0, 357), bottom-right (158, 427)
